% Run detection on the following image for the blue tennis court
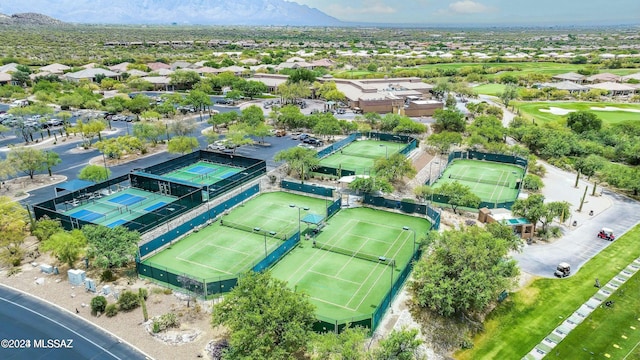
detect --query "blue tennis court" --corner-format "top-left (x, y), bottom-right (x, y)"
top-left (144, 202), bottom-right (167, 212)
top-left (107, 219), bottom-right (127, 228)
top-left (109, 193), bottom-right (146, 206)
top-left (70, 209), bottom-right (104, 222)
top-left (189, 165), bottom-right (216, 175)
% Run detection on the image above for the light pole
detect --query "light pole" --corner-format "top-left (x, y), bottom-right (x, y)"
top-left (379, 144), bottom-right (388, 159)
top-left (402, 226), bottom-right (417, 257)
top-left (289, 204), bottom-right (310, 237)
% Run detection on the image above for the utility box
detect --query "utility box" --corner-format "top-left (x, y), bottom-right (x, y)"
top-left (68, 269), bottom-right (86, 286)
top-left (40, 264), bottom-right (53, 274)
top-left (85, 278), bottom-right (96, 293)
top-left (102, 285), bottom-right (112, 295)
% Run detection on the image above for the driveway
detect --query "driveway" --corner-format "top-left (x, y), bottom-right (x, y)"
top-left (513, 162), bottom-right (640, 278)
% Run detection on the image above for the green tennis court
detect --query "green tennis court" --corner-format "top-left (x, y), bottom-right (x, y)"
top-left (163, 160), bottom-right (242, 185)
top-left (270, 207), bottom-right (431, 321)
top-left (62, 187), bottom-right (176, 228)
top-left (142, 223), bottom-right (283, 280)
top-left (433, 159), bottom-right (525, 203)
top-left (319, 140), bottom-right (406, 175)
top-left (142, 191), bottom-right (330, 281)
top-left (222, 191), bottom-right (331, 237)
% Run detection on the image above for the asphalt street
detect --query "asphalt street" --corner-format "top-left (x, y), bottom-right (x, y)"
top-left (0, 285), bottom-right (149, 360)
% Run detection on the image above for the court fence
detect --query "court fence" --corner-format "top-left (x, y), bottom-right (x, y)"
top-left (280, 180), bottom-right (334, 197)
top-left (426, 150), bottom-right (528, 210)
top-left (313, 246), bottom-right (423, 334)
top-left (363, 194), bottom-right (441, 231)
top-left (314, 132), bottom-right (418, 178)
top-left (33, 174), bottom-right (203, 234)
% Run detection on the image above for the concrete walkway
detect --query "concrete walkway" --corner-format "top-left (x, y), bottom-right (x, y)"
top-left (523, 256), bottom-right (640, 359)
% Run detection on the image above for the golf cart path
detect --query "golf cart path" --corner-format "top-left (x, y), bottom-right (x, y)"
top-left (513, 162), bottom-right (640, 278)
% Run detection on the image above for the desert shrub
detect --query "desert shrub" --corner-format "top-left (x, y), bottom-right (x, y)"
top-left (138, 287), bottom-right (148, 300)
top-left (522, 174), bottom-right (544, 192)
top-left (100, 269), bottom-right (115, 282)
top-left (152, 313), bottom-right (180, 333)
top-left (105, 304), bottom-right (118, 317)
top-left (117, 290), bottom-right (140, 311)
top-left (90, 296), bottom-right (107, 316)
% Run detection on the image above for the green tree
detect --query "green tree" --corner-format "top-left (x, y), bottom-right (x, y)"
top-left (133, 122), bottom-right (166, 146)
top-left (168, 118), bottom-right (197, 137)
top-left (78, 164), bottom-right (111, 183)
top-left (374, 328), bottom-right (423, 360)
top-left (310, 326), bottom-right (369, 360)
top-left (170, 70), bottom-right (201, 90)
top-left (277, 105), bottom-right (305, 129)
top-left (251, 122), bottom-right (273, 144)
top-left (90, 296), bottom-right (108, 316)
top-left (435, 181), bottom-right (481, 214)
top-left (7, 147), bottom-right (47, 179)
top-left (211, 271), bottom-right (316, 360)
top-left (274, 147), bottom-right (319, 183)
top-left (373, 153), bottom-right (417, 183)
top-left (70, 119), bottom-right (106, 147)
top-left (41, 229), bottom-right (87, 268)
top-left (411, 226), bottom-right (519, 317)
top-left (241, 105), bottom-right (266, 127)
top-left (239, 80), bottom-right (267, 99)
top-left (541, 201), bottom-right (571, 232)
top-left (522, 174), bottom-right (544, 192)
top-left (287, 68), bottom-right (317, 83)
top-left (167, 136), bottom-right (199, 154)
top-left (184, 90), bottom-right (212, 121)
top-left (573, 154), bottom-right (605, 188)
top-left (348, 176), bottom-right (394, 194)
top-left (433, 108), bottom-right (465, 132)
top-left (125, 94), bottom-right (152, 115)
top-left (226, 123), bottom-right (254, 150)
top-left (413, 184), bottom-right (433, 203)
top-left (0, 159), bottom-right (17, 190)
top-left (32, 216), bottom-right (62, 243)
top-left (511, 194), bottom-right (546, 231)
top-left (44, 151), bottom-right (62, 177)
top-left (499, 84), bottom-right (519, 107)
top-left (0, 196), bottom-right (28, 267)
top-left (425, 131), bottom-right (462, 154)
top-left (567, 111), bottom-right (602, 133)
top-left (82, 225), bottom-right (140, 269)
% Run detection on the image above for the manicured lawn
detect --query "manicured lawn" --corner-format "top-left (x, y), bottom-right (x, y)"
top-left (473, 83), bottom-right (506, 96)
top-left (514, 101), bottom-right (640, 125)
top-left (455, 224), bottom-right (640, 360)
top-left (550, 265), bottom-right (640, 359)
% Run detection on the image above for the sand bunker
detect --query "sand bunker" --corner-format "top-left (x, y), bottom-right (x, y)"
top-left (539, 107), bottom-right (576, 116)
top-left (590, 106), bottom-right (640, 113)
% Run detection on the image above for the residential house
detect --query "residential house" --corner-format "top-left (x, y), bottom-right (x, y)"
top-left (551, 72), bottom-right (585, 84)
top-left (65, 68), bottom-right (120, 83)
top-left (584, 73), bottom-right (621, 84)
top-left (39, 63), bottom-right (70, 74)
top-left (585, 82), bottom-right (636, 96)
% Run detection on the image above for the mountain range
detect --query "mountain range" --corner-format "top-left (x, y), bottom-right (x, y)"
top-left (0, 0), bottom-right (343, 26)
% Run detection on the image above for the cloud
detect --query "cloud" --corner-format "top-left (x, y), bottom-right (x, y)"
top-left (448, 0), bottom-right (491, 14)
top-left (326, 1), bottom-right (396, 16)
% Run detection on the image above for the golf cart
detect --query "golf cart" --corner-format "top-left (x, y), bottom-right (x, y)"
top-left (554, 262), bottom-right (571, 278)
top-left (597, 227), bottom-right (615, 241)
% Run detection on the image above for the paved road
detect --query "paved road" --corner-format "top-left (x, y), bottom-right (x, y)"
top-left (0, 285), bottom-right (149, 360)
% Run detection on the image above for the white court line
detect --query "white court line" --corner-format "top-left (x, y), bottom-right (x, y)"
top-left (308, 270), bottom-right (361, 285)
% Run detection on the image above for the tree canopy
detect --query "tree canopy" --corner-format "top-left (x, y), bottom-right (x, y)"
top-left (82, 225), bottom-right (140, 269)
top-left (434, 181), bottom-right (481, 214)
top-left (78, 164), bottom-right (111, 183)
top-left (211, 271), bottom-right (316, 360)
top-left (411, 226), bottom-right (519, 317)
top-left (274, 147), bottom-right (319, 183)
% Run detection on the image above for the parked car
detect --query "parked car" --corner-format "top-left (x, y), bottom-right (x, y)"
top-left (275, 129), bottom-right (287, 137)
top-left (303, 137), bottom-right (323, 146)
top-left (298, 133), bottom-right (310, 141)
top-left (597, 227), bottom-right (615, 241)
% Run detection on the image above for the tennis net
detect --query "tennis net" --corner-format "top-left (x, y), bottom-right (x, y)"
top-left (92, 199), bottom-right (125, 214)
top-left (339, 150), bottom-right (387, 160)
top-left (449, 173), bottom-right (512, 187)
top-left (220, 219), bottom-right (292, 240)
top-left (315, 242), bottom-right (394, 266)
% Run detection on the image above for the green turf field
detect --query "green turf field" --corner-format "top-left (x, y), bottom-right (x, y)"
top-left (474, 83), bottom-right (506, 96)
top-left (142, 223), bottom-right (283, 280)
top-left (514, 101), bottom-right (640, 125)
top-left (269, 207), bottom-right (431, 321)
top-left (415, 62), bottom-right (638, 77)
top-left (142, 191), bottom-right (330, 280)
top-left (432, 159), bottom-right (524, 204)
top-left (319, 140), bottom-right (407, 175)
top-left (549, 264), bottom-right (640, 359)
top-left (63, 187), bottom-right (176, 228)
top-left (163, 160), bottom-right (241, 185)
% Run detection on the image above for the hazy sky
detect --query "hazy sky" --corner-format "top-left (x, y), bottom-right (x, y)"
top-left (293, 0), bottom-right (639, 25)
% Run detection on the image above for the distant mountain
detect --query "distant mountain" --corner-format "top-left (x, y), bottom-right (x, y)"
top-left (0, 0), bottom-right (343, 26)
top-left (0, 12), bottom-right (65, 26)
